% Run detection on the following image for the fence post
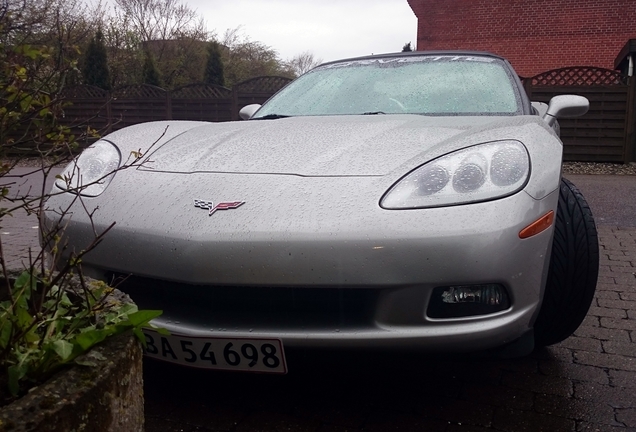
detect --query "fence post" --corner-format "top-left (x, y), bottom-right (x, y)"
top-left (166, 90), bottom-right (172, 120)
top-left (625, 75), bottom-right (636, 163)
top-left (523, 77), bottom-right (533, 100)
top-left (106, 91), bottom-right (113, 134)
top-left (231, 86), bottom-right (239, 121)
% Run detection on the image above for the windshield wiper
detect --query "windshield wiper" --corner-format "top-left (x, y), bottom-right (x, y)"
top-left (362, 111), bottom-right (386, 115)
top-left (253, 114), bottom-right (291, 120)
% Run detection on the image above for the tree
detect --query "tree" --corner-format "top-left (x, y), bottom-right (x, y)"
top-left (203, 41), bottom-right (225, 86)
top-left (0, 0), bottom-right (98, 153)
top-left (402, 42), bottom-right (413, 52)
top-left (142, 49), bottom-right (162, 86)
top-left (100, 14), bottom-right (144, 88)
top-left (284, 51), bottom-right (322, 77)
top-left (82, 30), bottom-right (111, 90)
top-left (220, 27), bottom-right (292, 86)
top-left (113, 0), bottom-right (206, 42)
top-left (111, 0), bottom-right (209, 88)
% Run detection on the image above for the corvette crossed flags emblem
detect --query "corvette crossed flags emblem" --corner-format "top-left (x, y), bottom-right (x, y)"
top-left (194, 199), bottom-right (245, 216)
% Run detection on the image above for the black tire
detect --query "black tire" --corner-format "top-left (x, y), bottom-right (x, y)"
top-left (534, 178), bottom-right (599, 347)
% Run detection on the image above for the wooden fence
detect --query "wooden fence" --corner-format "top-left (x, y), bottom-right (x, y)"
top-left (59, 76), bottom-right (293, 141)
top-left (59, 69), bottom-right (636, 162)
top-left (524, 66), bottom-right (636, 163)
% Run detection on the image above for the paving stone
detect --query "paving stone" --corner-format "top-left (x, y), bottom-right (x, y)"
top-left (574, 325), bottom-right (631, 341)
top-left (610, 270), bottom-right (636, 280)
top-left (316, 425), bottom-right (362, 432)
top-left (602, 340), bottom-right (636, 357)
top-left (608, 260), bottom-right (635, 267)
top-left (608, 255), bottom-right (633, 262)
top-left (461, 383), bottom-right (534, 410)
top-left (434, 359), bottom-right (503, 384)
top-left (292, 399), bottom-right (371, 429)
top-left (598, 276), bottom-right (620, 285)
top-left (538, 360), bottom-right (609, 384)
top-left (576, 421), bottom-right (636, 431)
top-left (575, 351), bottom-right (636, 372)
top-left (416, 398), bottom-right (494, 428)
top-left (500, 371), bottom-right (572, 397)
top-left (600, 317), bottom-right (636, 331)
top-left (558, 336), bottom-right (604, 353)
top-left (587, 307), bottom-right (629, 319)
top-left (614, 274), bottom-right (636, 285)
top-left (235, 411), bottom-right (321, 432)
top-left (598, 299), bottom-right (636, 310)
top-left (535, 394), bottom-right (621, 426)
top-left (595, 290), bottom-right (621, 300)
top-left (532, 346), bottom-right (574, 363)
top-left (361, 411), bottom-right (448, 432)
top-left (582, 315), bottom-right (601, 327)
top-left (144, 417), bottom-right (201, 432)
top-left (617, 408), bottom-right (636, 428)
top-left (609, 370), bottom-right (636, 389)
top-left (599, 266), bottom-right (615, 277)
top-left (446, 424), bottom-right (494, 432)
top-left (597, 283), bottom-right (636, 293)
top-left (493, 408), bottom-right (575, 432)
top-left (574, 382), bottom-right (636, 409)
top-left (490, 357), bottom-right (539, 374)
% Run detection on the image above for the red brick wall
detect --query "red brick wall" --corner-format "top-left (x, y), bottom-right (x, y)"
top-left (406, 0), bottom-right (636, 77)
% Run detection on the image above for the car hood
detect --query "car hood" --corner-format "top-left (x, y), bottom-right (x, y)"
top-left (138, 115), bottom-right (528, 177)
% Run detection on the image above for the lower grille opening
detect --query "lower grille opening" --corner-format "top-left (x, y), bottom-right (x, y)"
top-left (109, 273), bottom-right (379, 331)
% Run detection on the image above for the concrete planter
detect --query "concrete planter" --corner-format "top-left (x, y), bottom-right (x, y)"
top-left (0, 326), bottom-right (144, 432)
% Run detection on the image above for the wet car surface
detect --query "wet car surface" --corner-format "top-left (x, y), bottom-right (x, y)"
top-left (4, 169), bottom-right (635, 430)
top-left (43, 52), bottom-right (598, 363)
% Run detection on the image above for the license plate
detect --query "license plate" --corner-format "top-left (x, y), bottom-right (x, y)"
top-left (142, 330), bottom-right (287, 374)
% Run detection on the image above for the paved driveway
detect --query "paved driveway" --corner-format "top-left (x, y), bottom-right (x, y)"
top-left (1, 171), bottom-right (635, 431)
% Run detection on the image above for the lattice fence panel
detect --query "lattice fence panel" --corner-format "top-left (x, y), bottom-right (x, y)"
top-left (171, 83), bottom-right (232, 99)
top-left (530, 67), bottom-right (627, 87)
top-left (235, 76), bottom-right (292, 93)
top-left (112, 84), bottom-right (167, 99)
top-left (61, 85), bottom-right (108, 99)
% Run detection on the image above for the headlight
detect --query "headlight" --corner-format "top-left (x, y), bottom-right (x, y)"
top-left (381, 141), bottom-right (529, 209)
top-left (55, 140), bottom-right (121, 197)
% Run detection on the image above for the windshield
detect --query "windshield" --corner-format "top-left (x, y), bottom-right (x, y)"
top-left (254, 55), bottom-right (522, 118)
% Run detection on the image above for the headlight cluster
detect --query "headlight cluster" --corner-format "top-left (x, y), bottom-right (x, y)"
top-left (381, 141), bottom-right (529, 209)
top-left (55, 140), bottom-right (121, 197)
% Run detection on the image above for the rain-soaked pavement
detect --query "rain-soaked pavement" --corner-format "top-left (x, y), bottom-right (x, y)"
top-left (1, 170), bottom-right (635, 431)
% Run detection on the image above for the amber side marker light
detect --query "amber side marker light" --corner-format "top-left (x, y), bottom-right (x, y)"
top-left (519, 211), bottom-right (555, 239)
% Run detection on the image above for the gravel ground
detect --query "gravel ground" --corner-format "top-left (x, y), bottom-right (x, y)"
top-left (562, 161), bottom-right (636, 175)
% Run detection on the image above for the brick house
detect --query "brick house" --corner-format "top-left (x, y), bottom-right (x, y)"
top-left (406, 0), bottom-right (636, 78)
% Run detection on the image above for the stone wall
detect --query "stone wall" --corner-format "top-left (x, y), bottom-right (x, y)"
top-left (0, 332), bottom-right (144, 432)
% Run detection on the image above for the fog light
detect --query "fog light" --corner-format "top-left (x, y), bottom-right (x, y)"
top-left (427, 284), bottom-right (510, 318)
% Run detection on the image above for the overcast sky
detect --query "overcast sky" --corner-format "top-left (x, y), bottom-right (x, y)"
top-left (188, 0), bottom-right (418, 63)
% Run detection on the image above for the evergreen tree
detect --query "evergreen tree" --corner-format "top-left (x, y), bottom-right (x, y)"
top-left (402, 42), bottom-right (413, 52)
top-left (142, 50), bottom-right (162, 87)
top-left (82, 30), bottom-right (111, 90)
top-left (203, 41), bottom-right (225, 86)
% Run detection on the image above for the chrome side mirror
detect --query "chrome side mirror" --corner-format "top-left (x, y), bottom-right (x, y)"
top-left (543, 95), bottom-right (589, 127)
top-left (239, 104), bottom-right (262, 120)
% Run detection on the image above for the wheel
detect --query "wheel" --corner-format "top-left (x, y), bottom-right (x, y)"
top-left (533, 178), bottom-right (599, 347)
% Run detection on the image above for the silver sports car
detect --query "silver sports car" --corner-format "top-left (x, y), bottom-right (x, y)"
top-left (44, 51), bottom-right (598, 372)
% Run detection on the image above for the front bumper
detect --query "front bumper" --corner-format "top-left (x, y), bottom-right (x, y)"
top-left (44, 172), bottom-right (558, 352)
